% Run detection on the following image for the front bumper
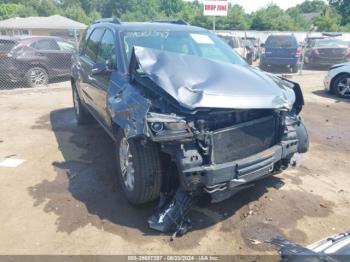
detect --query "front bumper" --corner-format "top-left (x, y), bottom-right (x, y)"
top-left (180, 140), bottom-right (297, 202)
top-left (171, 116), bottom-right (309, 203)
top-left (261, 56), bottom-right (299, 66)
top-left (309, 56), bottom-right (350, 67)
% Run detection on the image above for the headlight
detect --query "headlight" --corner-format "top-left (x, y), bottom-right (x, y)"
top-left (146, 112), bottom-right (192, 140)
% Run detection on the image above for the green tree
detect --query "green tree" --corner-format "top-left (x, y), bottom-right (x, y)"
top-left (160, 0), bottom-right (184, 17)
top-left (298, 0), bottom-right (327, 13)
top-left (0, 3), bottom-right (25, 19)
top-left (329, 0), bottom-right (350, 25)
top-left (216, 5), bottom-right (251, 30)
top-left (251, 5), bottom-right (297, 31)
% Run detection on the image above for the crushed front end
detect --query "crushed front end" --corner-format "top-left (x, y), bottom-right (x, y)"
top-left (123, 47), bottom-right (309, 234)
top-left (146, 108), bottom-right (308, 203)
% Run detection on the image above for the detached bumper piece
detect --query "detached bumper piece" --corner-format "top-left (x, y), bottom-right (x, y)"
top-left (271, 236), bottom-right (339, 262)
top-left (148, 189), bottom-right (194, 238)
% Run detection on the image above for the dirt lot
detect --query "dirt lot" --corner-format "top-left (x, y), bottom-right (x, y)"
top-left (0, 69), bottom-right (350, 255)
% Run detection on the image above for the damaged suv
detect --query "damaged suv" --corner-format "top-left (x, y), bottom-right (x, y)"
top-left (71, 19), bottom-right (309, 233)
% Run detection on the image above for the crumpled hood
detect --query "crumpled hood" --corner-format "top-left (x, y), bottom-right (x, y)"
top-left (132, 46), bottom-right (296, 111)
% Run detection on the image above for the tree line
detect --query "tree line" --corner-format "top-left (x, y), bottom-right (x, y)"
top-left (0, 0), bottom-right (349, 32)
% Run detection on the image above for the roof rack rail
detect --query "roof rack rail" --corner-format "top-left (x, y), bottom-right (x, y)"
top-left (152, 19), bottom-right (190, 25)
top-left (93, 18), bottom-right (121, 24)
top-left (322, 32), bottom-right (342, 37)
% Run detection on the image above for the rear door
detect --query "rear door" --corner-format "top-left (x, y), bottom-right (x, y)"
top-left (265, 35), bottom-right (298, 58)
top-left (31, 39), bottom-right (63, 76)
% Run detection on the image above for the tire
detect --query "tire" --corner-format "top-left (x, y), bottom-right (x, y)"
top-left (72, 82), bottom-right (94, 125)
top-left (332, 74), bottom-right (350, 98)
top-left (260, 63), bottom-right (268, 71)
top-left (247, 54), bottom-right (253, 65)
top-left (115, 130), bottom-right (162, 205)
top-left (291, 65), bottom-right (298, 73)
top-left (25, 67), bottom-right (48, 87)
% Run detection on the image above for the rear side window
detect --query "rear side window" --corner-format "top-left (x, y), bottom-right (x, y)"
top-left (33, 39), bottom-right (60, 51)
top-left (266, 36), bottom-right (297, 48)
top-left (57, 41), bottom-right (76, 52)
top-left (84, 28), bottom-right (104, 62)
top-left (0, 40), bottom-right (16, 53)
top-left (315, 38), bottom-right (348, 47)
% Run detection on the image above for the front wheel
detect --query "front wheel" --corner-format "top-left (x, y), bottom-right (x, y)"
top-left (332, 74), bottom-right (350, 98)
top-left (115, 130), bottom-right (162, 205)
top-left (25, 67), bottom-right (48, 87)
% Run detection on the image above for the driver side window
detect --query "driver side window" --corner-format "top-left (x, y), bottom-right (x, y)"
top-left (96, 29), bottom-right (116, 68)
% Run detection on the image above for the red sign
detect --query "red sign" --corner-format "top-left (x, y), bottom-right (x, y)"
top-left (203, 0), bottom-right (228, 17)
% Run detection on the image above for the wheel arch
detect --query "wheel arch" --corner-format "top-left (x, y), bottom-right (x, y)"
top-left (330, 72), bottom-right (350, 94)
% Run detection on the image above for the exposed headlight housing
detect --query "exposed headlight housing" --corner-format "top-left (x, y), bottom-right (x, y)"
top-left (146, 112), bottom-right (193, 141)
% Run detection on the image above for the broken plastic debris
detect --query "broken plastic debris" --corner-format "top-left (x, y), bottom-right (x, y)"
top-left (0, 158), bottom-right (26, 168)
top-left (148, 189), bottom-right (194, 238)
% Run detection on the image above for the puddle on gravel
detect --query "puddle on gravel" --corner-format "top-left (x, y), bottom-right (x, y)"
top-left (31, 114), bottom-right (52, 130)
top-left (28, 108), bottom-right (335, 251)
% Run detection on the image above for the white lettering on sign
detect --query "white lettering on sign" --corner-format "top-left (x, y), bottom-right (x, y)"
top-left (203, 0), bottom-right (228, 17)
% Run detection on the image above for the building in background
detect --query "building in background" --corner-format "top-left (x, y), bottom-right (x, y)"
top-left (0, 15), bottom-right (87, 41)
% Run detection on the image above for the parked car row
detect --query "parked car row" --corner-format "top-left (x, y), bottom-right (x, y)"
top-left (258, 33), bottom-right (350, 73)
top-left (0, 36), bottom-right (76, 87)
top-left (216, 33), bottom-right (261, 65)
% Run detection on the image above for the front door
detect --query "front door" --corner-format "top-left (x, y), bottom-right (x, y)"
top-left (91, 29), bottom-right (117, 126)
top-left (78, 28), bottom-right (105, 113)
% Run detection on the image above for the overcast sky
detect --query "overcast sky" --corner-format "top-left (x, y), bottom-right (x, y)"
top-left (197, 0), bottom-right (327, 14)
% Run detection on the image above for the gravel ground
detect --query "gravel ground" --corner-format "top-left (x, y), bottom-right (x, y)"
top-left (0, 69), bottom-right (349, 255)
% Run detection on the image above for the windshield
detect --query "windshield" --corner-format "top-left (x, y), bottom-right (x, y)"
top-left (266, 35), bottom-right (297, 48)
top-left (315, 38), bottom-right (348, 47)
top-left (122, 30), bottom-right (246, 66)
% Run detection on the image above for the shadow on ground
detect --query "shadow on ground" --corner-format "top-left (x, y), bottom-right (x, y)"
top-left (28, 108), bottom-right (334, 250)
top-left (312, 89), bottom-right (350, 104)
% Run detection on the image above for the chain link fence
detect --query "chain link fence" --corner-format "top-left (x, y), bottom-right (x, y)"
top-left (0, 35), bottom-right (76, 90)
top-left (2, 30), bottom-right (350, 90)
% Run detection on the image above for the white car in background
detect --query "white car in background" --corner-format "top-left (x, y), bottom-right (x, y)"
top-left (216, 33), bottom-right (247, 60)
top-left (324, 62), bottom-right (350, 98)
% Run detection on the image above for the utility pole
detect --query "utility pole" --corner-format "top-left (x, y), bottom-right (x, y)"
top-left (213, 16), bottom-right (216, 31)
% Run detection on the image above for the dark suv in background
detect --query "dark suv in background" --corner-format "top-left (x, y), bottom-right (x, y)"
top-left (71, 18), bottom-right (309, 233)
top-left (260, 34), bottom-right (301, 73)
top-left (0, 36), bottom-right (76, 87)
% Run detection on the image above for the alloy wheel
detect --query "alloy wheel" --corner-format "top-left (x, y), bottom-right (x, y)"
top-left (29, 68), bottom-right (47, 86)
top-left (337, 77), bottom-right (350, 97)
top-left (119, 138), bottom-right (135, 191)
